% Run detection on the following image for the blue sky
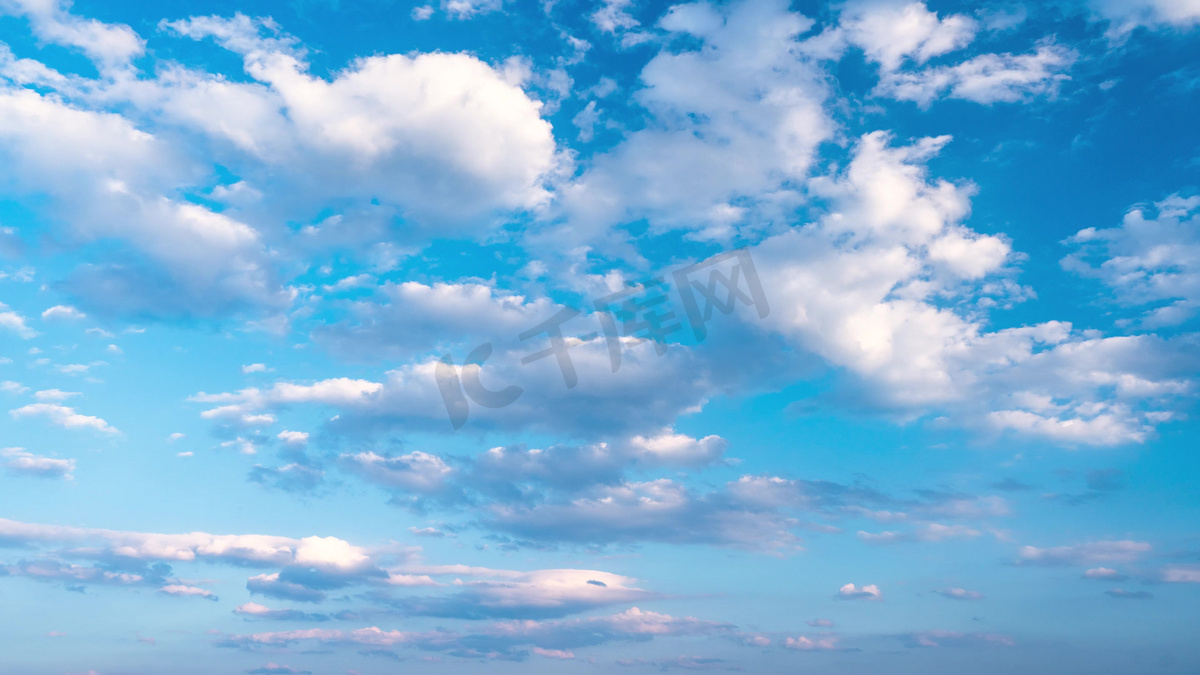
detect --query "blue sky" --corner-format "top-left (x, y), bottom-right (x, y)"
top-left (1, 0), bottom-right (1199, 673)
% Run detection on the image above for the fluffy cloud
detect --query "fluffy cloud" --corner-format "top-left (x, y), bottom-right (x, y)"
top-left (159, 14), bottom-right (558, 226)
top-left (837, 583), bottom-right (882, 600)
top-left (193, 336), bottom-right (715, 437)
top-left (626, 430), bottom-right (727, 467)
top-left (158, 584), bottom-right (217, 600)
top-left (0, 517), bottom-right (375, 573)
top-left (750, 132), bottom-right (1194, 445)
top-left (876, 43), bottom-right (1077, 106)
top-left (0, 0), bottom-right (144, 69)
top-left (838, 0), bottom-right (977, 71)
top-left (1063, 193), bottom-right (1200, 328)
top-left (1086, 0), bottom-right (1200, 37)
top-left (784, 635), bottom-right (839, 650)
top-left (0, 302), bottom-right (36, 338)
top-left (313, 281), bottom-right (555, 361)
top-left (556, 0), bottom-right (832, 244)
top-left (10, 403), bottom-right (118, 434)
top-left (222, 607), bottom-right (733, 658)
top-left (41, 305), bottom-right (86, 321)
top-left (234, 603), bottom-right (331, 622)
top-left (1161, 565), bottom-right (1200, 583)
top-left (934, 587), bottom-right (984, 600)
top-left (857, 523), bottom-right (981, 544)
top-left (1, 447), bottom-right (75, 479)
top-left (341, 451), bottom-right (455, 495)
top-left (485, 478), bottom-right (805, 552)
top-left (388, 568), bottom-right (654, 620)
top-left (1083, 567), bottom-right (1127, 580)
top-left (901, 630), bottom-right (1014, 648)
top-left (1017, 540), bottom-right (1152, 566)
top-left (0, 82), bottom-right (289, 319)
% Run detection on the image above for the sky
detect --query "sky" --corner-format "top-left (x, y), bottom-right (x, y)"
top-left (0, 0), bottom-right (1199, 673)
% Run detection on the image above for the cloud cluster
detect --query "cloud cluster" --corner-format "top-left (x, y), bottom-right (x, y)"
top-left (1063, 193), bottom-right (1200, 328)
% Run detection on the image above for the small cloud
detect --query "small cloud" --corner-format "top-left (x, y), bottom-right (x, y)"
top-left (1162, 565), bottom-right (1200, 583)
top-left (106, 344), bottom-right (123, 355)
top-left (785, 635), bottom-right (839, 650)
top-left (177, 452), bottom-right (194, 458)
top-left (806, 619), bottom-right (834, 627)
top-left (246, 665), bottom-right (311, 675)
top-left (167, 433), bottom-right (185, 442)
top-left (1105, 588), bottom-right (1152, 599)
top-left (532, 647), bottom-right (575, 659)
top-left (10, 403), bottom-right (118, 434)
top-left (42, 305), bottom-right (86, 321)
top-left (242, 363), bottom-right (272, 374)
top-left (1, 380), bottom-right (28, 395)
top-left (1, 447), bottom-right (76, 479)
top-left (587, 579), bottom-right (608, 587)
top-left (34, 389), bottom-right (80, 402)
top-left (411, 5), bottom-right (434, 20)
top-left (1083, 567), bottom-right (1127, 581)
top-left (935, 587), bottom-right (984, 601)
top-left (0, 303), bottom-right (37, 338)
top-left (838, 583), bottom-right (882, 601)
top-left (276, 430), bottom-right (309, 446)
top-left (158, 585), bottom-right (217, 601)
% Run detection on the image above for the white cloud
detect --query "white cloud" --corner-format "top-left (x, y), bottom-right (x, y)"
top-left (0, 0), bottom-right (144, 69)
top-left (276, 430), bottom-right (309, 446)
top-left (487, 477), bottom-right (804, 552)
top-left (0, 84), bottom-right (289, 318)
top-left (41, 305), bottom-right (86, 321)
top-left (159, 14), bottom-right (558, 227)
top-left (1086, 0), bottom-right (1200, 38)
top-left (1, 447), bottom-right (75, 479)
top-left (857, 523), bottom-right (981, 544)
top-left (1161, 565), bottom-right (1200, 583)
top-left (0, 380), bottom-right (27, 394)
top-left (591, 0), bottom-right (640, 33)
top-left (876, 42), bottom-right (1077, 106)
top-left (1083, 567), bottom-right (1125, 580)
top-left (441, 0), bottom-right (503, 20)
top-left (0, 517), bottom-right (375, 573)
top-left (341, 451), bottom-right (453, 494)
top-left (784, 635), bottom-right (839, 650)
top-left (158, 584), bottom-right (217, 600)
top-left (626, 429), bottom-right (727, 467)
top-left (838, 0), bottom-right (978, 71)
top-left (935, 587), bottom-right (984, 600)
top-left (34, 389), bottom-right (79, 402)
top-left (556, 0), bottom-right (832, 244)
top-left (10, 403), bottom-right (118, 434)
top-left (1063, 193), bottom-right (1200, 328)
top-left (0, 302), bottom-right (37, 338)
top-left (905, 630), bottom-right (1014, 648)
top-left (1017, 540), bottom-right (1152, 566)
top-left (242, 363), bottom-right (270, 374)
top-left (838, 582), bottom-right (882, 600)
top-left (750, 132), bottom-right (1192, 445)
